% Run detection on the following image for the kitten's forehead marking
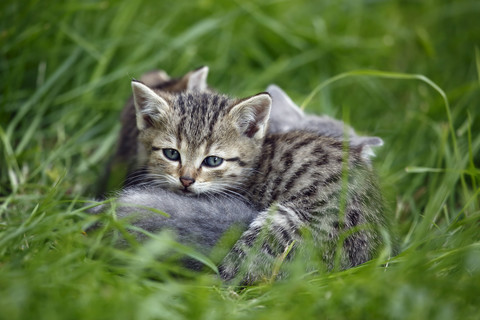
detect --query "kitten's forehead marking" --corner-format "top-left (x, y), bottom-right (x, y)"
top-left (172, 92), bottom-right (232, 147)
top-left (152, 133), bottom-right (177, 149)
top-left (179, 139), bottom-right (210, 168)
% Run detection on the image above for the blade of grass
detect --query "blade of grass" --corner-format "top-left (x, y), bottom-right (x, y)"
top-left (6, 48), bottom-right (81, 140)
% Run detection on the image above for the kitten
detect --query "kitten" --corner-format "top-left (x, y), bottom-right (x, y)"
top-left (266, 84), bottom-right (383, 162)
top-left (90, 186), bottom-right (257, 270)
top-left (131, 82), bottom-right (391, 284)
top-left (99, 66), bottom-right (210, 195)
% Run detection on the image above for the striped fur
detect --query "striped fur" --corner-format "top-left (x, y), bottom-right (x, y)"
top-left (220, 132), bottom-right (387, 283)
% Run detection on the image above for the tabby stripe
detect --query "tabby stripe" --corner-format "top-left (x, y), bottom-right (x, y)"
top-left (243, 232), bottom-right (258, 246)
top-left (243, 226), bottom-right (262, 246)
top-left (312, 145), bottom-right (325, 155)
top-left (329, 140), bottom-right (343, 149)
top-left (299, 185), bottom-right (318, 198)
top-left (292, 136), bottom-right (317, 150)
top-left (262, 138), bottom-right (277, 177)
top-left (287, 194), bottom-right (298, 202)
top-left (198, 93), bottom-right (208, 114)
top-left (176, 130), bottom-right (183, 145)
top-left (211, 94), bottom-right (219, 109)
top-left (277, 206), bottom-right (294, 224)
top-left (278, 227), bottom-right (292, 245)
top-left (346, 208), bottom-right (361, 227)
top-left (231, 246), bottom-right (245, 258)
top-left (280, 151), bottom-right (294, 168)
top-left (270, 176), bottom-right (284, 201)
top-left (178, 94), bottom-right (186, 113)
top-left (283, 161), bottom-right (312, 192)
top-left (316, 199), bottom-right (327, 207)
top-left (316, 153), bottom-right (329, 166)
top-left (261, 243), bottom-right (276, 256)
top-left (256, 184), bottom-right (269, 204)
top-left (208, 97), bottom-right (223, 133)
top-left (225, 157), bottom-right (247, 167)
top-left (323, 172), bottom-right (341, 186)
top-left (295, 209), bottom-right (312, 223)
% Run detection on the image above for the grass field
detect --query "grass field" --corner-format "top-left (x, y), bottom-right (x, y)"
top-left (1, 0), bottom-right (480, 319)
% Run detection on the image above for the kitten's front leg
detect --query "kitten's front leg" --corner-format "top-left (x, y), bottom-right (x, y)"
top-left (219, 204), bottom-right (304, 285)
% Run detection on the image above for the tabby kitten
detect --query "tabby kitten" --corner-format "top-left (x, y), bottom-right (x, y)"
top-left (132, 81), bottom-right (390, 284)
top-left (100, 66), bottom-right (210, 194)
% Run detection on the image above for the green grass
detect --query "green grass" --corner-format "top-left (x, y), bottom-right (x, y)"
top-left (1, 0), bottom-right (480, 319)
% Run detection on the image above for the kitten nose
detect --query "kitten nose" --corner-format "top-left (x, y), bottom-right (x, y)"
top-left (180, 176), bottom-right (195, 188)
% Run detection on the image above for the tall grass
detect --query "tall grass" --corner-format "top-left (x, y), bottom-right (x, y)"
top-left (1, 0), bottom-right (479, 319)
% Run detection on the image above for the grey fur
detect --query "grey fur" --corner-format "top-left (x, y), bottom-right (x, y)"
top-left (90, 187), bottom-right (257, 270)
top-left (267, 84), bottom-right (383, 161)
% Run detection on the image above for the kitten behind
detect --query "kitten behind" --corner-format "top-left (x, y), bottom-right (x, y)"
top-left (267, 84), bottom-right (383, 161)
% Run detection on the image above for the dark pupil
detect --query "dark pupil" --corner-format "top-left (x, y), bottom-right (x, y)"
top-left (204, 156), bottom-right (223, 167)
top-left (163, 148), bottom-right (180, 161)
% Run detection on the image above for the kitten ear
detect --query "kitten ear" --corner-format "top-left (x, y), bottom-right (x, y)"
top-left (185, 66), bottom-right (209, 91)
top-left (140, 69), bottom-right (171, 87)
top-left (131, 80), bottom-right (170, 130)
top-left (229, 93), bottom-right (272, 139)
top-left (266, 84), bottom-right (304, 118)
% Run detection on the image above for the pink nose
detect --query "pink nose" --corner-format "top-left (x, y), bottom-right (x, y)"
top-left (180, 177), bottom-right (195, 188)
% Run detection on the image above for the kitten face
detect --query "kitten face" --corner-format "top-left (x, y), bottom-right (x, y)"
top-left (132, 81), bottom-right (271, 196)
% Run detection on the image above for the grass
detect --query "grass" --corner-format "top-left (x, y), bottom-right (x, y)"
top-left (1, 0), bottom-right (480, 319)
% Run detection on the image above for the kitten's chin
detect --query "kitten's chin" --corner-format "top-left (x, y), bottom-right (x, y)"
top-left (180, 189), bottom-right (196, 196)
top-left (165, 181), bottom-right (204, 196)
top-left (171, 186), bottom-right (199, 196)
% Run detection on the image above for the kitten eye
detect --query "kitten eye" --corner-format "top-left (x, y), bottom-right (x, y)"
top-left (162, 148), bottom-right (180, 161)
top-left (203, 156), bottom-right (224, 167)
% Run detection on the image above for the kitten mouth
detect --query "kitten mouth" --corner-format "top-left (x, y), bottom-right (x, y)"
top-left (179, 187), bottom-right (194, 195)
